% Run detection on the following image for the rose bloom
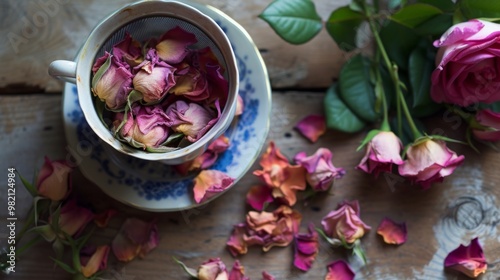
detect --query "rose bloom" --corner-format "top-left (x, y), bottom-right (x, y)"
top-left (36, 157), bottom-right (72, 201)
top-left (321, 200), bottom-right (371, 244)
top-left (472, 109), bottom-right (500, 142)
top-left (398, 138), bottom-right (464, 189)
top-left (356, 131), bottom-right (404, 177)
top-left (431, 19), bottom-right (500, 107)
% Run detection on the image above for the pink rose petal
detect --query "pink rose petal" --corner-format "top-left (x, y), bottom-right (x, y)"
top-left (227, 223), bottom-right (248, 257)
top-left (246, 185), bottom-right (274, 211)
top-left (325, 260), bottom-right (355, 280)
top-left (376, 217), bottom-right (407, 245)
top-left (293, 223), bottom-right (319, 271)
top-left (228, 260), bottom-right (250, 280)
top-left (294, 114), bottom-right (326, 143)
top-left (155, 26), bottom-right (197, 64)
top-left (80, 245), bottom-right (110, 278)
top-left (262, 271), bottom-right (275, 280)
top-left (444, 237), bottom-right (487, 278)
top-left (193, 170), bottom-right (235, 203)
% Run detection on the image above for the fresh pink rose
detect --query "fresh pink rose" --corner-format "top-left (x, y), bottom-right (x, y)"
top-left (398, 138), bottom-right (464, 189)
top-left (294, 148), bottom-right (345, 191)
top-left (321, 200), bottom-right (371, 244)
top-left (166, 100), bottom-right (220, 142)
top-left (431, 19), bottom-right (500, 107)
top-left (444, 238), bottom-right (487, 278)
top-left (91, 52), bottom-right (133, 110)
top-left (114, 104), bottom-right (171, 150)
top-left (472, 109), bottom-right (500, 142)
top-left (36, 157), bottom-right (72, 201)
top-left (356, 131), bottom-right (404, 177)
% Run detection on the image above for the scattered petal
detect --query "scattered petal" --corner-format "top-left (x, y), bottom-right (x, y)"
top-left (294, 114), bottom-right (326, 143)
top-left (227, 223), bottom-right (248, 257)
top-left (325, 260), bottom-right (355, 280)
top-left (94, 209), bottom-right (118, 228)
top-left (111, 218), bottom-right (159, 262)
top-left (57, 199), bottom-right (94, 237)
top-left (80, 245), bottom-right (110, 278)
top-left (246, 185), bottom-right (274, 211)
top-left (294, 223), bottom-right (319, 271)
top-left (444, 237), bottom-right (487, 278)
top-left (193, 170), bottom-right (235, 203)
top-left (295, 148), bottom-right (345, 191)
top-left (377, 217), bottom-right (407, 245)
top-left (228, 260), bottom-right (249, 280)
top-left (262, 271), bottom-right (275, 280)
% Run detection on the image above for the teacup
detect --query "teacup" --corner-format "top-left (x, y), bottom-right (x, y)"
top-left (48, 0), bottom-right (238, 165)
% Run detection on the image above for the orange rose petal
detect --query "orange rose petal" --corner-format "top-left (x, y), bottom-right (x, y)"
top-left (377, 217), bottom-right (407, 245)
top-left (193, 170), bottom-right (235, 203)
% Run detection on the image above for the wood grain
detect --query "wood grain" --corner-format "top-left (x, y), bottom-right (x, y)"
top-left (1, 92), bottom-right (499, 279)
top-left (0, 0), bottom-right (350, 93)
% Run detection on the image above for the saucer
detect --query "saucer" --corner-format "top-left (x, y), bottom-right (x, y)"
top-left (62, 2), bottom-right (271, 212)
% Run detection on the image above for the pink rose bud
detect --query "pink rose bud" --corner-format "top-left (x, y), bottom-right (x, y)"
top-left (36, 157), bottom-right (72, 201)
top-left (444, 238), bottom-right (487, 278)
top-left (321, 200), bottom-right (371, 244)
top-left (166, 100), bottom-right (220, 142)
top-left (398, 138), bottom-right (464, 189)
top-left (133, 49), bottom-right (177, 103)
top-left (156, 26), bottom-right (197, 64)
top-left (294, 148), bottom-right (345, 191)
top-left (472, 109), bottom-right (500, 142)
top-left (169, 62), bottom-right (209, 101)
top-left (56, 199), bottom-right (94, 237)
top-left (79, 245), bottom-right (110, 278)
top-left (197, 258), bottom-right (229, 280)
top-left (356, 131), bottom-right (404, 177)
top-left (91, 52), bottom-right (133, 110)
top-left (114, 104), bottom-right (171, 150)
top-left (112, 32), bottom-right (143, 67)
top-left (431, 19), bottom-right (500, 106)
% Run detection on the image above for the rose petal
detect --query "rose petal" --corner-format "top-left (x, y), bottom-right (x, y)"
top-left (294, 114), bottom-right (326, 143)
top-left (80, 245), bottom-right (110, 278)
top-left (228, 260), bottom-right (249, 280)
top-left (444, 237), bottom-right (487, 278)
top-left (262, 271), bottom-right (275, 280)
top-left (94, 209), bottom-right (118, 228)
top-left (198, 258), bottom-right (228, 280)
top-left (246, 185), bottom-right (274, 211)
top-left (193, 170), bottom-right (235, 203)
top-left (156, 26), bottom-right (197, 64)
top-left (58, 200), bottom-right (94, 237)
top-left (325, 260), bottom-right (355, 280)
top-left (111, 218), bottom-right (159, 262)
top-left (376, 217), bottom-right (407, 245)
top-left (227, 223), bottom-right (248, 257)
top-left (293, 223), bottom-right (319, 271)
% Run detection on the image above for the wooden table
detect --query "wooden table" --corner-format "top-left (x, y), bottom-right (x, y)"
top-left (1, 1), bottom-right (499, 279)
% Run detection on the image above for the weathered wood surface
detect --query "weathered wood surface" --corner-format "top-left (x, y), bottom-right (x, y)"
top-left (0, 0), bottom-right (350, 93)
top-left (1, 92), bottom-right (500, 279)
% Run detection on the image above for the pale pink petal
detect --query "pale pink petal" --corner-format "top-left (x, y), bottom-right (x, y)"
top-left (376, 217), bottom-right (407, 245)
top-left (156, 26), bottom-right (197, 64)
top-left (434, 20), bottom-right (485, 47)
top-left (444, 238), bottom-right (487, 278)
top-left (198, 258), bottom-right (228, 280)
top-left (80, 245), bottom-right (110, 278)
top-left (227, 223), bottom-right (248, 257)
top-left (246, 185), bottom-right (274, 211)
top-left (193, 170), bottom-right (235, 203)
top-left (325, 260), bottom-right (355, 280)
top-left (294, 114), bottom-right (326, 143)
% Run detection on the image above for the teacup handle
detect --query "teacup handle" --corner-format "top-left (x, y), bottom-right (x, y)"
top-left (48, 60), bottom-right (77, 84)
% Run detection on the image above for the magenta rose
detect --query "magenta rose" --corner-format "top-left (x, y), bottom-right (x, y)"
top-left (431, 19), bottom-right (500, 107)
top-left (472, 109), bottom-right (500, 142)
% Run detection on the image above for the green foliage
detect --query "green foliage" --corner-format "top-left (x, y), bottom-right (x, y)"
top-left (390, 3), bottom-right (443, 28)
top-left (326, 6), bottom-right (366, 51)
top-left (339, 55), bottom-right (381, 122)
top-left (379, 20), bottom-right (420, 71)
top-left (458, 0), bottom-right (500, 20)
top-left (324, 84), bottom-right (366, 133)
top-left (259, 0), bottom-right (322, 44)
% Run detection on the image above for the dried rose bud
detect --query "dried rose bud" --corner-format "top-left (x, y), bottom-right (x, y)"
top-left (36, 157), bottom-right (72, 201)
top-left (166, 100), bottom-right (220, 142)
top-left (294, 148), bottom-right (345, 191)
top-left (321, 200), bottom-right (371, 244)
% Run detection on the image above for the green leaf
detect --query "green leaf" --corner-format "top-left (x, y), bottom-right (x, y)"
top-left (51, 257), bottom-right (77, 275)
top-left (459, 0), bottom-right (500, 20)
top-left (388, 0), bottom-right (407, 10)
top-left (325, 7), bottom-right (366, 51)
top-left (315, 228), bottom-right (343, 246)
top-left (380, 20), bottom-right (420, 70)
top-left (173, 257), bottom-right (198, 278)
top-left (259, 0), bottom-right (322, 44)
top-left (390, 3), bottom-right (442, 29)
top-left (339, 54), bottom-right (380, 122)
top-left (453, 7), bottom-right (466, 25)
top-left (17, 172), bottom-right (37, 197)
top-left (418, 0), bottom-right (455, 12)
top-left (408, 45), bottom-right (434, 110)
top-left (349, 0), bottom-right (365, 13)
top-left (414, 13), bottom-right (453, 36)
top-left (91, 55), bottom-right (112, 90)
top-left (324, 84), bottom-right (366, 133)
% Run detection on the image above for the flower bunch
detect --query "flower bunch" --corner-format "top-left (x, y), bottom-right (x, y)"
top-left (91, 27), bottom-right (229, 152)
top-left (260, 0), bottom-right (500, 188)
top-left (1, 158), bottom-right (159, 279)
